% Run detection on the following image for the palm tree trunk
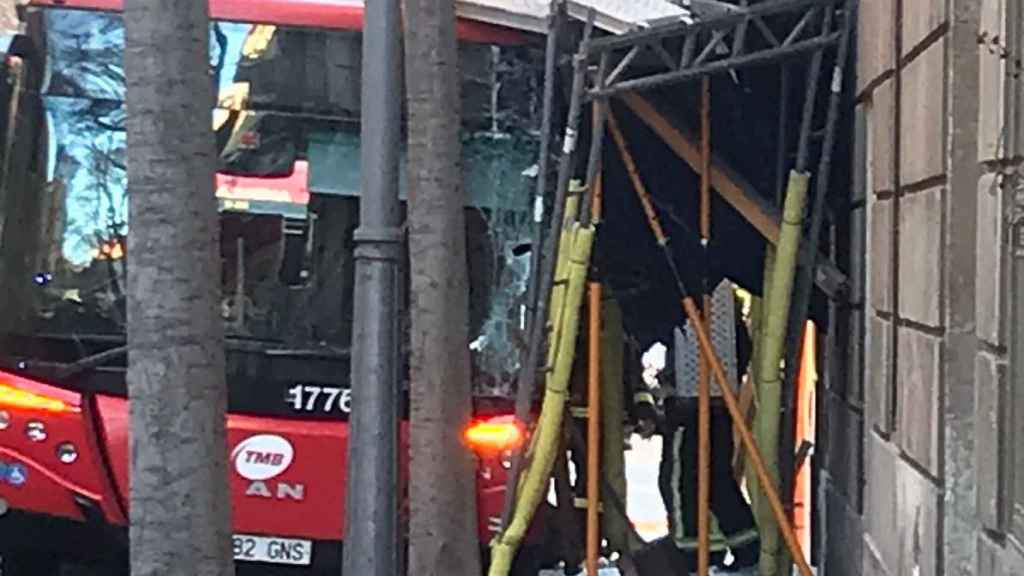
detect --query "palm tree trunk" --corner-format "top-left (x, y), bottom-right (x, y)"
top-left (124, 2), bottom-right (233, 575)
top-left (404, 0), bottom-right (482, 573)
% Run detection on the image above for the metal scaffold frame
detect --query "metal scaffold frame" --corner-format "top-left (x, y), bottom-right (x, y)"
top-left (494, 1), bottom-right (855, 575)
top-left (585, 0), bottom-right (845, 98)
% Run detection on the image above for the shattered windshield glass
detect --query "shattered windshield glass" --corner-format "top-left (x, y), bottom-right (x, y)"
top-left (10, 8), bottom-right (541, 395)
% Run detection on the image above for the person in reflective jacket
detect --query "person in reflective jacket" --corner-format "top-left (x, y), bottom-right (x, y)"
top-left (633, 279), bottom-right (759, 575)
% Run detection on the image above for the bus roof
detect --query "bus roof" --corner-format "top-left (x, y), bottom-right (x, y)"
top-left (27, 0), bottom-right (531, 45)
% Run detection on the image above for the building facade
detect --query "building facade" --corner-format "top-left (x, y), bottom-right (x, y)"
top-left (823, 0), bottom-right (1024, 575)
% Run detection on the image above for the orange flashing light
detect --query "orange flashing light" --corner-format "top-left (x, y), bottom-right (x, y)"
top-left (91, 239), bottom-right (125, 261)
top-left (464, 419), bottom-right (524, 455)
top-left (0, 382), bottom-right (76, 413)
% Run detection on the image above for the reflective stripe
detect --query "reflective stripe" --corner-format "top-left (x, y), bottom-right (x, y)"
top-left (726, 528), bottom-right (760, 548)
top-left (572, 497), bottom-right (603, 512)
top-left (670, 427), bottom-right (685, 544)
top-left (634, 391), bottom-right (655, 405)
top-left (569, 406), bottom-right (589, 418)
top-left (675, 536), bottom-right (730, 552)
top-left (673, 530), bottom-right (759, 552)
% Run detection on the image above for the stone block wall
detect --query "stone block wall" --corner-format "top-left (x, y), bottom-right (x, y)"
top-left (824, 0), bottom-right (1024, 575)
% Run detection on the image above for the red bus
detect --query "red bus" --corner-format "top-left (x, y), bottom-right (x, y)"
top-left (0, 2), bottom-right (554, 574)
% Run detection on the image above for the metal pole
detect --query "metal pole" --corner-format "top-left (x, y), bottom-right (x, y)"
top-left (754, 10), bottom-right (829, 570)
top-left (502, 10), bottom-right (596, 528)
top-left (779, 8), bottom-right (853, 568)
top-left (794, 8), bottom-right (831, 174)
top-left (343, 0), bottom-right (403, 571)
top-left (522, 0), bottom-right (563, 337)
top-left (774, 64), bottom-right (791, 205)
top-left (697, 75), bottom-right (712, 576)
top-left (579, 53), bottom-right (608, 228)
top-left (504, 0), bottom-right (564, 525)
top-left (585, 168), bottom-right (603, 576)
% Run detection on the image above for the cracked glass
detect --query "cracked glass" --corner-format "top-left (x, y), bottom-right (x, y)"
top-left (3, 8), bottom-right (542, 396)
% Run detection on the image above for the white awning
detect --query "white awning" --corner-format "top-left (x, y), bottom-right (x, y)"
top-left (455, 0), bottom-right (697, 35)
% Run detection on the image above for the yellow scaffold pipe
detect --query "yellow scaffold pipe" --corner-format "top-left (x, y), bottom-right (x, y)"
top-left (752, 169), bottom-right (809, 576)
top-left (488, 186), bottom-right (596, 576)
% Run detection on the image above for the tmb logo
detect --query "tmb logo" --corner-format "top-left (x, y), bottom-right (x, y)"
top-left (232, 434), bottom-right (294, 481)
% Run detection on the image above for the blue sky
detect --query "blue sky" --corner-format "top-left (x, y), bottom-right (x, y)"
top-left (43, 10), bottom-right (251, 266)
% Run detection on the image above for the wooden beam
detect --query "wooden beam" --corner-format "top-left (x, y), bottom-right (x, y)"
top-left (617, 93), bottom-right (848, 298)
top-left (621, 93), bottom-right (780, 242)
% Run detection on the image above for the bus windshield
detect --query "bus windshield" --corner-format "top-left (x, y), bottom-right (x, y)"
top-left (5, 7), bottom-right (542, 395)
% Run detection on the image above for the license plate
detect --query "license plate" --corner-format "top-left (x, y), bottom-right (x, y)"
top-left (233, 534), bottom-right (312, 566)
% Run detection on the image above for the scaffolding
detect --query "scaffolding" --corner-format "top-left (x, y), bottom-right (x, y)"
top-left (494, 1), bottom-right (855, 575)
